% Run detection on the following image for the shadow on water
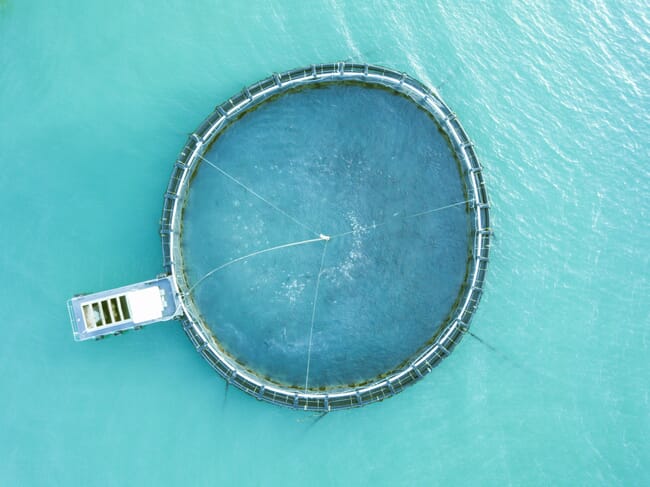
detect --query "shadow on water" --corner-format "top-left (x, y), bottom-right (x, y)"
top-left (300, 412), bottom-right (328, 430)
top-left (467, 330), bottom-right (574, 390)
top-left (468, 331), bottom-right (519, 366)
top-left (221, 382), bottom-right (229, 412)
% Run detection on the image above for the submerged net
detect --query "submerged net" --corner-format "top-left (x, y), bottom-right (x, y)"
top-left (180, 83), bottom-right (472, 391)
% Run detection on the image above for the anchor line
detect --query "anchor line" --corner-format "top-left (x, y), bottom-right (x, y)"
top-left (467, 330), bottom-right (533, 374)
top-left (402, 199), bottom-right (472, 219)
top-left (197, 153), bottom-right (320, 238)
top-left (466, 330), bottom-right (500, 354)
top-left (328, 199), bottom-right (472, 239)
top-left (188, 237), bottom-right (325, 294)
top-left (467, 330), bottom-right (576, 389)
top-left (304, 240), bottom-right (329, 392)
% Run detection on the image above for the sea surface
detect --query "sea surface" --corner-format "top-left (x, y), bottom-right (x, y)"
top-left (0, 1), bottom-right (648, 485)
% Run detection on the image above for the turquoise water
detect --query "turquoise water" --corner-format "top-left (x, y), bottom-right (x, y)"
top-left (1, 0), bottom-right (648, 485)
top-left (184, 83), bottom-right (469, 389)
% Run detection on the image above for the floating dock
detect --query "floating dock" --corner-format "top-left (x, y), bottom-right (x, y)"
top-left (67, 276), bottom-right (181, 341)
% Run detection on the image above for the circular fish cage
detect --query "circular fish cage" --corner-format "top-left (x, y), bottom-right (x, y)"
top-left (160, 63), bottom-right (490, 411)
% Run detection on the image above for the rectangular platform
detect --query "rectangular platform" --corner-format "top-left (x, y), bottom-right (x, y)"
top-left (67, 276), bottom-right (181, 341)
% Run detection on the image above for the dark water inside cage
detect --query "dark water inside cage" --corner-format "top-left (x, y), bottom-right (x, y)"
top-left (181, 84), bottom-right (470, 389)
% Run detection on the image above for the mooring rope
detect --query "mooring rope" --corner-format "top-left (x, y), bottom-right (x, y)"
top-left (402, 199), bottom-right (472, 219)
top-left (188, 236), bottom-right (326, 294)
top-left (304, 240), bottom-right (329, 392)
top-left (197, 153), bottom-right (321, 238)
top-left (328, 199), bottom-right (472, 240)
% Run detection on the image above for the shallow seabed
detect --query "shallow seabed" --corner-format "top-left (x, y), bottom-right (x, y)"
top-left (1, 1), bottom-right (648, 485)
